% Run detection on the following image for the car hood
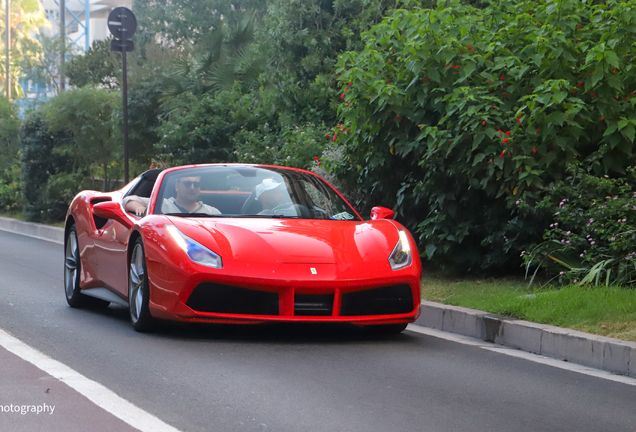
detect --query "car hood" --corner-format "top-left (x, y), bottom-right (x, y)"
top-left (167, 217), bottom-right (401, 266)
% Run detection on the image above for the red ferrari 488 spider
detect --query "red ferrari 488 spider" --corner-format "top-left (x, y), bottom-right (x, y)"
top-left (64, 164), bottom-right (421, 332)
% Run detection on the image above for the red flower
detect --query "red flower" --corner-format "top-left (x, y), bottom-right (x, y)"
top-left (341, 93), bottom-right (345, 99)
top-left (536, 129), bottom-right (540, 133)
top-left (391, 50), bottom-right (394, 54)
top-left (333, 134), bottom-right (337, 142)
top-left (488, 80), bottom-right (491, 83)
top-left (424, 78), bottom-right (430, 81)
top-left (536, 21), bottom-right (538, 24)
top-left (501, 74), bottom-right (505, 80)
top-left (575, 39), bottom-right (578, 42)
top-left (504, 93), bottom-right (510, 97)
top-left (578, 82), bottom-right (583, 86)
top-left (467, 46), bottom-right (472, 50)
top-left (498, 129), bottom-right (503, 134)
top-left (533, 148), bottom-right (536, 153)
top-left (387, 79), bottom-right (391, 83)
top-left (572, 89), bottom-right (576, 94)
top-left (500, 151), bottom-right (505, 158)
top-left (446, 63), bottom-right (449, 67)
top-left (578, 24), bottom-right (581, 29)
top-left (317, 162), bottom-right (321, 167)
top-left (325, 134), bottom-right (331, 138)
top-left (314, 156), bottom-right (319, 160)
top-left (503, 138), bottom-right (509, 143)
top-left (601, 117), bottom-right (604, 121)
top-left (506, 131), bottom-right (511, 135)
top-left (482, 121), bottom-right (486, 126)
top-left (631, 92), bottom-right (634, 97)
top-left (592, 93), bottom-right (596, 97)
top-left (349, 81), bottom-right (352, 86)
top-left (517, 118), bottom-right (522, 124)
top-left (613, 68), bottom-right (616, 73)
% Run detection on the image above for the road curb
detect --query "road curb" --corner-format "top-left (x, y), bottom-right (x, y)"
top-left (0, 216), bottom-right (64, 244)
top-left (415, 300), bottom-right (636, 378)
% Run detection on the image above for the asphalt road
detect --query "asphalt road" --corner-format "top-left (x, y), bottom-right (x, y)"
top-left (0, 229), bottom-right (635, 432)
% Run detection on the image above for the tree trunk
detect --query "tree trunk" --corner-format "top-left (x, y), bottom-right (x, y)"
top-left (102, 162), bottom-right (107, 192)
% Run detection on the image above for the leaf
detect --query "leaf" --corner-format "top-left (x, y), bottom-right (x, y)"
top-left (603, 123), bottom-right (617, 136)
top-left (472, 133), bottom-right (485, 150)
top-left (622, 125), bottom-right (635, 143)
top-left (604, 50), bottom-right (620, 68)
top-left (553, 92), bottom-right (567, 104)
top-left (472, 153), bottom-right (485, 166)
top-left (546, 111), bottom-right (567, 126)
top-left (425, 243), bottom-right (437, 257)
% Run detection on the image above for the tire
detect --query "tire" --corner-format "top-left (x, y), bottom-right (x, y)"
top-left (64, 225), bottom-right (110, 309)
top-left (128, 238), bottom-right (155, 332)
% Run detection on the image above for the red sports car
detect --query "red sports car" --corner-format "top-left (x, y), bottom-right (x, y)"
top-left (64, 164), bottom-right (421, 332)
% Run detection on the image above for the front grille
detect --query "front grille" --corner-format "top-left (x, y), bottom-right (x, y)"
top-left (340, 284), bottom-right (413, 316)
top-left (294, 294), bottom-right (334, 316)
top-left (186, 283), bottom-right (279, 315)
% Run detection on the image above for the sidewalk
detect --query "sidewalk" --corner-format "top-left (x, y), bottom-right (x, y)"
top-left (2, 216), bottom-right (636, 378)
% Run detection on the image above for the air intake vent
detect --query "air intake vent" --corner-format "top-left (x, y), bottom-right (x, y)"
top-left (186, 283), bottom-right (279, 315)
top-left (340, 285), bottom-right (413, 316)
top-left (294, 294), bottom-right (334, 316)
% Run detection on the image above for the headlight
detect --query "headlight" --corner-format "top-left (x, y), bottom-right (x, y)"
top-left (389, 229), bottom-right (412, 270)
top-left (166, 225), bottom-right (223, 269)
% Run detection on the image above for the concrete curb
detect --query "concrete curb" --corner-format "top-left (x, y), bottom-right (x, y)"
top-left (415, 300), bottom-right (636, 378)
top-left (0, 216), bottom-right (64, 244)
top-left (2, 217), bottom-right (635, 378)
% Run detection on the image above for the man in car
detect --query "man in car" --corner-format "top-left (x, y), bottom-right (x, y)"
top-left (124, 175), bottom-right (221, 216)
top-left (254, 179), bottom-right (291, 213)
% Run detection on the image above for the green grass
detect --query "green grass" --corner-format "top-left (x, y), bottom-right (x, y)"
top-left (421, 274), bottom-right (636, 342)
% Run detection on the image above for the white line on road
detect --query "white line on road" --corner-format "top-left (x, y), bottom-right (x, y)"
top-left (407, 324), bottom-right (636, 387)
top-left (0, 328), bottom-right (182, 432)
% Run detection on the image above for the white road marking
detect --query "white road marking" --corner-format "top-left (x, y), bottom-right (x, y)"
top-left (0, 328), bottom-right (182, 432)
top-left (407, 324), bottom-right (636, 387)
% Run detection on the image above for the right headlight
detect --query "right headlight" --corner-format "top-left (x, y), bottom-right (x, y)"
top-left (388, 229), bottom-right (412, 270)
top-left (166, 225), bottom-right (223, 269)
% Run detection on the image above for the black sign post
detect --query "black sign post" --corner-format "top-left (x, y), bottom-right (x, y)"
top-left (108, 7), bottom-right (137, 184)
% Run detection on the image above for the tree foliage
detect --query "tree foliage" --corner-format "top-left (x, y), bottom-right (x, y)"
top-left (332, 0), bottom-right (636, 271)
top-left (42, 87), bottom-right (121, 191)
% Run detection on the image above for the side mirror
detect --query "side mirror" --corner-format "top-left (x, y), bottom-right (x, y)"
top-left (370, 206), bottom-right (395, 220)
top-left (93, 201), bottom-right (134, 229)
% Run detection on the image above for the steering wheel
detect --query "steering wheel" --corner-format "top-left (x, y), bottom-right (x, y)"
top-left (271, 201), bottom-right (295, 212)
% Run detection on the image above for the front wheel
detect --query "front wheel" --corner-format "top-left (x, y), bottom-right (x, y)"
top-left (129, 238), bottom-right (155, 332)
top-left (64, 225), bottom-right (109, 308)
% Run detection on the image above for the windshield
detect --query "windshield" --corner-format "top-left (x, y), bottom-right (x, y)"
top-left (153, 166), bottom-right (361, 221)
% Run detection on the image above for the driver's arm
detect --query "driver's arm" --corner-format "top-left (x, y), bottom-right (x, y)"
top-left (123, 196), bottom-right (149, 216)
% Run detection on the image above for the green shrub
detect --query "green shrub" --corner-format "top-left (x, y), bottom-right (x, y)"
top-left (333, 0), bottom-right (636, 271)
top-left (524, 168), bottom-right (636, 286)
top-left (20, 112), bottom-right (83, 222)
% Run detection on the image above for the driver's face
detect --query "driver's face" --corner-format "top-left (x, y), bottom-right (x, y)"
top-left (175, 176), bottom-right (201, 203)
top-left (259, 186), bottom-right (286, 210)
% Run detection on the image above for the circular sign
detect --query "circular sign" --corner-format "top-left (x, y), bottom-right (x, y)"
top-left (107, 7), bottom-right (137, 40)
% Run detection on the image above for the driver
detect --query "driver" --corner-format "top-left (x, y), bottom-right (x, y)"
top-left (124, 175), bottom-right (221, 216)
top-left (254, 179), bottom-right (290, 213)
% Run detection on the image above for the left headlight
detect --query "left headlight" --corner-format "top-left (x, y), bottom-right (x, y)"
top-left (166, 225), bottom-right (223, 269)
top-left (388, 229), bottom-right (412, 270)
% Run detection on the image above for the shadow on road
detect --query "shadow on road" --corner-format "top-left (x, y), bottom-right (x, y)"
top-left (78, 303), bottom-right (417, 345)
